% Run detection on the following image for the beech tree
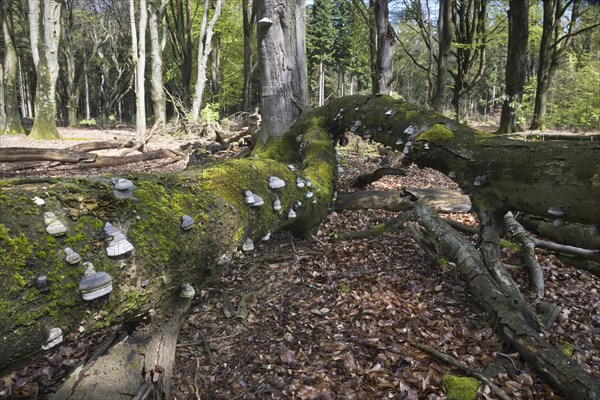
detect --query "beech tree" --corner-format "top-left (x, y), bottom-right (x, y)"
top-left (130, 0), bottom-right (148, 142)
top-left (497, 0), bottom-right (529, 134)
top-left (1, 0), bottom-right (25, 135)
top-left (189, 0), bottom-right (223, 122)
top-left (432, 0), bottom-right (452, 114)
top-left (148, 0), bottom-right (169, 129)
top-left (27, 0), bottom-right (62, 139)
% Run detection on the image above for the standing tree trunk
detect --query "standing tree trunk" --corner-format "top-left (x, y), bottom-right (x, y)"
top-left (166, 0), bottom-right (194, 108)
top-left (373, 0), bottom-right (395, 95)
top-left (431, 0), bottom-right (452, 114)
top-left (61, 0), bottom-right (77, 127)
top-left (2, 0), bottom-right (25, 135)
top-left (257, 0), bottom-right (309, 140)
top-left (498, 0), bottom-right (529, 134)
top-left (243, 0), bottom-right (257, 111)
top-left (130, 0), bottom-right (148, 143)
top-left (190, 0), bottom-right (223, 122)
top-left (210, 34), bottom-right (221, 100)
top-left (149, 0), bottom-right (168, 129)
top-left (28, 0), bottom-right (62, 139)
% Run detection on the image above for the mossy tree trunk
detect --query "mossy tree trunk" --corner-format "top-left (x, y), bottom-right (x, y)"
top-left (28, 0), bottom-right (62, 140)
top-left (2, 0), bottom-right (25, 136)
top-left (1, 95), bottom-right (599, 398)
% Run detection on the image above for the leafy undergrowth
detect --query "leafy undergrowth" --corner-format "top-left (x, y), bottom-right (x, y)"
top-left (1, 137), bottom-right (598, 399)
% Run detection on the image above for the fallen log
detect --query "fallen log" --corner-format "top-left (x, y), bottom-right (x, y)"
top-left (0, 148), bottom-right (97, 163)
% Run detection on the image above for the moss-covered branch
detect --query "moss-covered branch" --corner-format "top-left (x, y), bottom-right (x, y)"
top-left (0, 118), bottom-right (335, 375)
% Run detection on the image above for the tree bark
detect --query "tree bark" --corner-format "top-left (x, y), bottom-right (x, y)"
top-left (148, 0), bottom-right (168, 130)
top-left (190, 0), bottom-right (223, 122)
top-left (497, 0), bottom-right (529, 134)
top-left (28, 0), bottom-right (62, 139)
top-left (242, 0), bottom-right (257, 111)
top-left (257, 0), bottom-right (309, 140)
top-left (166, 0), bottom-right (194, 108)
top-left (130, 0), bottom-right (148, 143)
top-left (2, 0), bottom-right (25, 135)
top-left (373, 0), bottom-right (395, 95)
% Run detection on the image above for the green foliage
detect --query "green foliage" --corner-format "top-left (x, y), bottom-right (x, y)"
top-left (79, 118), bottom-right (97, 127)
top-left (546, 54), bottom-right (600, 130)
top-left (201, 103), bottom-right (220, 125)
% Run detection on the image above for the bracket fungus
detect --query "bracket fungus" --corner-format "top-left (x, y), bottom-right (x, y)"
top-left (244, 190), bottom-right (256, 204)
top-left (180, 283), bottom-right (196, 299)
top-left (287, 164), bottom-right (296, 172)
top-left (262, 231), bottom-right (271, 241)
top-left (296, 178), bottom-right (305, 188)
top-left (242, 238), bottom-right (255, 252)
top-left (258, 17), bottom-right (273, 27)
top-left (218, 254), bottom-right (231, 266)
top-left (113, 178), bottom-right (135, 191)
top-left (104, 222), bottom-right (134, 258)
top-left (44, 212), bottom-right (68, 236)
top-left (32, 196), bottom-right (45, 207)
top-left (42, 327), bottom-right (63, 350)
top-left (273, 198), bottom-right (282, 211)
top-left (34, 275), bottom-right (50, 291)
top-left (64, 247), bottom-right (82, 265)
top-left (288, 209), bottom-right (297, 219)
top-left (473, 175), bottom-right (489, 187)
top-left (79, 271), bottom-right (113, 301)
top-left (268, 176), bottom-right (286, 189)
top-left (180, 215), bottom-right (195, 231)
top-left (385, 109), bottom-right (393, 116)
top-left (250, 194), bottom-right (264, 207)
top-left (395, 138), bottom-right (404, 146)
top-left (306, 191), bottom-right (314, 199)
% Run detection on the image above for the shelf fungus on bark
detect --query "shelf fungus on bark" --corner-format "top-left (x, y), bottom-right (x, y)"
top-left (473, 175), bottom-right (489, 187)
top-left (44, 212), bottom-right (68, 237)
top-left (64, 247), bottom-right (82, 265)
top-left (244, 190), bottom-right (256, 204)
top-left (42, 327), bottom-right (63, 351)
top-left (242, 238), bottom-right (254, 252)
top-left (287, 164), bottom-right (296, 172)
top-left (268, 176), bottom-right (286, 189)
top-left (288, 209), bottom-right (297, 219)
top-left (34, 275), bottom-right (50, 291)
top-left (104, 222), bottom-right (134, 258)
top-left (385, 109), bottom-right (393, 117)
top-left (306, 191), bottom-right (314, 199)
top-left (273, 198), bottom-right (282, 211)
top-left (180, 215), bottom-right (195, 231)
top-left (296, 178), bottom-right (305, 188)
top-left (338, 166), bottom-right (344, 173)
top-left (79, 271), bottom-right (113, 301)
top-left (112, 178), bottom-right (135, 191)
top-left (32, 196), bottom-right (45, 207)
top-left (218, 254), bottom-right (231, 266)
top-left (262, 231), bottom-right (271, 241)
top-left (258, 17), bottom-right (273, 27)
top-left (180, 283), bottom-right (195, 299)
top-left (395, 138), bottom-right (404, 146)
top-left (250, 194), bottom-right (264, 207)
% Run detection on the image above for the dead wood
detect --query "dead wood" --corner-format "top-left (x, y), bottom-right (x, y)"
top-left (77, 149), bottom-right (179, 169)
top-left (67, 140), bottom-right (136, 153)
top-left (518, 215), bottom-right (600, 250)
top-left (411, 203), bottom-right (600, 399)
top-left (334, 190), bottom-right (414, 212)
top-left (412, 343), bottom-right (511, 400)
top-left (0, 148), bottom-right (97, 163)
top-left (504, 132), bottom-right (600, 141)
top-left (345, 167), bottom-right (406, 188)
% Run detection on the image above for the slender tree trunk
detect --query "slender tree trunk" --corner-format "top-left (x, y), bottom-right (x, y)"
top-left (318, 61), bottom-right (325, 106)
top-left (148, 0), bottom-right (168, 129)
top-left (0, 64), bottom-right (5, 132)
top-left (257, 0), bottom-right (309, 140)
top-left (28, 0), bottom-right (62, 139)
top-left (210, 34), bottom-right (221, 100)
top-left (62, 1), bottom-right (78, 127)
top-left (242, 0), bottom-right (257, 110)
top-left (432, 0), bottom-right (452, 114)
top-left (2, 0), bottom-right (25, 135)
top-left (190, 0), bottom-right (223, 122)
top-left (498, 0), bottom-right (529, 134)
top-left (84, 69), bottom-right (90, 120)
top-left (130, 0), bottom-right (148, 142)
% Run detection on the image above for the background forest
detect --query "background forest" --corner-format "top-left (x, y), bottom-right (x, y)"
top-left (1, 0), bottom-right (599, 140)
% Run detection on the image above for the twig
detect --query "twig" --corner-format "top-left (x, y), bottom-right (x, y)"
top-left (413, 343), bottom-right (511, 400)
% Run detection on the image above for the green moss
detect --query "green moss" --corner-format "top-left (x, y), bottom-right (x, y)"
top-left (442, 375), bottom-right (479, 400)
top-left (558, 340), bottom-right (575, 357)
top-left (13, 273), bottom-right (27, 287)
top-left (371, 224), bottom-right (386, 234)
top-left (252, 134), bottom-right (299, 162)
top-left (418, 124), bottom-right (455, 142)
top-left (437, 258), bottom-right (449, 266)
top-left (500, 239), bottom-right (522, 253)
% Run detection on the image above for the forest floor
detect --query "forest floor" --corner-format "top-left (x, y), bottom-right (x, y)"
top-left (0, 126), bottom-right (599, 399)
